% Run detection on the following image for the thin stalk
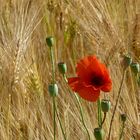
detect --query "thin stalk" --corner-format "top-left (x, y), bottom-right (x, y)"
top-left (108, 70), bottom-right (126, 140)
top-left (50, 46), bottom-right (56, 140)
top-left (63, 75), bottom-right (91, 140)
top-left (97, 98), bottom-right (102, 127)
top-left (63, 74), bottom-right (68, 83)
top-left (101, 113), bottom-right (106, 126)
top-left (119, 122), bottom-right (125, 140)
top-left (50, 47), bottom-right (66, 140)
top-left (50, 47), bottom-right (55, 83)
top-left (53, 96), bottom-right (56, 140)
top-left (55, 104), bottom-right (67, 140)
top-left (75, 95), bottom-right (91, 140)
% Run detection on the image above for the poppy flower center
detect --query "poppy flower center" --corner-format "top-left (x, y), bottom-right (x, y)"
top-left (91, 76), bottom-right (104, 87)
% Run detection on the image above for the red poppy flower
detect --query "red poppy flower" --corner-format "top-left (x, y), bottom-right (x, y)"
top-left (68, 56), bottom-right (112, 102)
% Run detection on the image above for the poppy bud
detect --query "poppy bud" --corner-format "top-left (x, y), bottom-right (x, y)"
top-left (101, 99), bottom-right (111, 113)
top-left (120, 114), bottom-right (127, 122)
top-left (94, 127), bottom-right (105, 140)
top-left (130, 62), bottom-right (140, 75)
top-left (58, 62), bottom-right (67, 74)
top-left (48, 83), bottom-right (58, 97)
top-left (123, 55), bottom-right (132, 68)
top-left (46, 36), bottom-right (54, 47)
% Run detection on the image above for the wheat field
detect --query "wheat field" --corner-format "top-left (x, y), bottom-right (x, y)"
top-left (0, 0), bottom-right (140, 140)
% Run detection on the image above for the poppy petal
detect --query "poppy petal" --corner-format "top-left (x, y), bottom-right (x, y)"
top-left (77, 85), bottom-right (100, 102)
top-left (76, 58), bottom-right (92, 81)
top-left (88, 56), bottom-right (105, 75)
top-left (76, 56), bottom-right (103, 82)
top-left (68, 77), bottom-right (81, 92)
top-left (101, 81), bottom-right (112, 92)
top-left (68, 55), bottom-right (112, 102)
top-left (100, 63), bottom-right (110, 78)
top-left (100, 64), bottom-right (112, 92)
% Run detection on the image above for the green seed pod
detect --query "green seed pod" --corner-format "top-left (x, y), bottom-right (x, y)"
top-left (123, 55), bottom-right (132, 68)
top-left (94, 127), bottom-right (105, 140)
top-left (101, 99), bottom-right (111, 113)
top-left (46, 36), bottom-right (54, 47)
top-left (131, 62), bottom-right (140, 75)
top-left (58, 62), bottom-right (67, 74)
top-left (120, 114), bottom-right (127, 122)
top-left (48, 83), bottom-right (58, 97)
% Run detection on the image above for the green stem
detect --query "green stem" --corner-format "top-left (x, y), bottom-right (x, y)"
top-left (75, 95), bottom-right (91, 140)
top-left (50, 46), bottom-right (56, 140)
top-left (55, 103), bottom-right (67, 140)
top-left (63, 74), bottom-right (68, 83)
top-left (50, 47), bottom-right (55, 83)
top-left (50, 47), bottom-right (66, 140)
top-left (63, 75), bottom-right (91, 140)
top-left (97, 98), bottom-right (102, 127)
top-left (53, 97), bottom-right (56, 140)
top-left (101, 113), bottom-right (106, 126)
top-left (119, 122), bottom-right (125, 140)
top-left (108, 69), bottom-right (126, 140)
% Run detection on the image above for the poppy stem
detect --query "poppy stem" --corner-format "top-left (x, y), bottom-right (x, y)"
top-left (49, 46), bottom-right (67, 140)
top-left (101, 113), bottom-right (106, 126)
top-left (55, 102), bottom-right (67, 140)
top-left (108, 69), bottom-right (126, 140)
top-left (97, 98), bottom-right (102, 127)
top-left (63, 75), bottom-right (91, 140)
top-left (63, 74), bottom-right (68, 83)
top-left (52, 96), bottom-right (56, 140)
top-left (49, 47), bottom-right (55, 83)
top-left (49, 46), bottom-right (56, 140)
top-left (75, 95), bottom-right (91, 140)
